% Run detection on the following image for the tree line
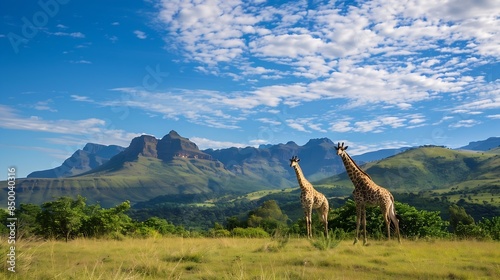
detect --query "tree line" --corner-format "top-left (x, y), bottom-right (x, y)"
top-left (0, 196), bottom-right (499, 241)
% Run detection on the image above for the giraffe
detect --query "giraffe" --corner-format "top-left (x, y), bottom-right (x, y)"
top-left (289, 156), bottom-right (329, 238)
top-left (335, 142), bottom-right (401, 245)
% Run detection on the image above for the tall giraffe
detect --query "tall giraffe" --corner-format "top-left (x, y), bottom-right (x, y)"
top-left (335, 142), bottom-right (401, 245)
top-left (289, 156), bottom-right (329, 238)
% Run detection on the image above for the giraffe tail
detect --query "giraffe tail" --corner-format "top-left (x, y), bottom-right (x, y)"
top-left (389, 198), bottom-right (400, 222)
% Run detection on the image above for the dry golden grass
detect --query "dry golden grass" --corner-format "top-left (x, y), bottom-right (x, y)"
top-left (1, 237), bottom-right (499, 279)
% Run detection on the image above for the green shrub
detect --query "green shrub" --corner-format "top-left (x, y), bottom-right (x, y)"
top-left (310, 231), bottom-right (341, 251)
top-left (231, 227), bottom-right (270, 238)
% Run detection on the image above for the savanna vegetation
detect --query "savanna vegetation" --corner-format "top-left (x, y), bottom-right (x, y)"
top-left (1, 195), bottom-right (500, 279)
top-left (1, 196), bottom-right (499, 242)
top-left (1, 237), bottom-right (499, 279)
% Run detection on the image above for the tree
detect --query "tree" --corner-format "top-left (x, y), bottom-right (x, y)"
top-left (449, 204), bottom-right (474, 232)
top-left (142, 217), bottom-right (176, 235)
top-left (38, 196), bottom-right (86, 242)
top-left (395, 202), bottom-right (449, 239)
top-left (329, 200), bottom-right (449, 240)
top-left (478, 216), bottom-right (500, 241)
top-left (247, 200), bottom-right (288, 233)
top-left (82, 201), bottom-right (131, 238)
top-left (16, 203), bottom-right (42, 239)
top-left (0, 209), bottom-right (8, 235)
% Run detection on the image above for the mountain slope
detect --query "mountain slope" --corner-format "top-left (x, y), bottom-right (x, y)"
top-left (27, 143), bottom-right (125, 178)
top-left (318, 146), bottom-right (500, 193)
top-left (458, 137), bottom-right (500, 151)
top-left (3, 131), bottom-right (277, 207)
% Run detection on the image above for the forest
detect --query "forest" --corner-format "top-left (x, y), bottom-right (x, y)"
top-left (1, 195), bottom-right (499, 242)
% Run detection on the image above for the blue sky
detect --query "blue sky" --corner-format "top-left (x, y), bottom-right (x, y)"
top-left (1, 0), bottom-right (499, 178)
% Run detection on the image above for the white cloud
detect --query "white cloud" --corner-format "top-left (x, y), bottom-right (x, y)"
top-left (70, 60), bottom-right (92, 64)
top-left (133, 30), bottom-right (147, 39)
top-left (51, 31), bottom-right (85, 38)
top-left (285, 118), bottom-right (327, 133)
top-left (449, 119), bottom-right (481, 128)
top-left (32, 99), bottom-right (57, 112)
top-left (189, 137), bottom-right (249, 150)
top-left (330, 121), bottom-right (353, 133)
top-left (344, 140), bottom-right (413, 156)
top-left (487, 114), bottom-right (500, 119)
top-left (71, 95), bottom-right (93, 102)
top-left (0, 105), bottom-right (139, 146)
top-left (153, 0), bottom-right (498, 110)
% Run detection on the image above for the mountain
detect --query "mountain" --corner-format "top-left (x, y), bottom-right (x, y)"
top-left (27, 143), bottom-right (125, 178)
top-left (3, 131), bottom-right (498, 213)
top-left (458, 137), bottom-right (500, 151)
top-left (319, 146), bottom-right (499, 190)
top-left (83, 131), bottom-right (213, 175)
top-left (351, 147), bottom-right (412, 163)
top-left (2, 131), bottom-right (278, 207)
top-left (204, 138), bottom-right (345, 183)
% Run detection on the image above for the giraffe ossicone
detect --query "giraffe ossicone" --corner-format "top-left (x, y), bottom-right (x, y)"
top-left (289, 156), bottom-right (329, 238)
top-left (335, 142), bottom-right (401, 245)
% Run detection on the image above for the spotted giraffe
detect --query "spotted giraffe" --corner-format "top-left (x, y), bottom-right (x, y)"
top-left (335, 142), bottom-right (401, 245)
top-left (289, 156), bottom-right (329, 238)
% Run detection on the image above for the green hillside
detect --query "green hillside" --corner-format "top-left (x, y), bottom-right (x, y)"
top-left (1, 156), bottom-right (278, 207)
top-left (317, 146), bottom-right (499, 191)
top-left (313, 146), bottom-right (500, 220)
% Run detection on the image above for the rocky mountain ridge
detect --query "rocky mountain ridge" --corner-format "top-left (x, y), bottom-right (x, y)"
top-left (27, 143), bottom-right (125, 178)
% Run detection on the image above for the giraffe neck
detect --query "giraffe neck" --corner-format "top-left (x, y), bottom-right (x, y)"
top-left (339, 152), bottom-right (372, 188)
top-left (292, 164), bottom-right (312, 191)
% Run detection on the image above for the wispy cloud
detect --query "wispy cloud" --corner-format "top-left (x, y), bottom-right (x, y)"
top-left (329, 114), bottom-right (428, 133)
top-left (0, 104), bottom-right (140, 146)
top-left (31, 99), bottom-right (57, 112)
top-left (189, 137), bottom-right (249, 150)
top-left (62, 0), bottom-right (497, 134)
top-left (133, 30), bottom-right (147, 39)
top-left (449, 119), bottom-right (482, 128)
top-left (50, 31), bottom-right (86, 38)
top-left (151, 0), bottom-right (498, 118)
top-left (69, 60), bottom-right (92, 64)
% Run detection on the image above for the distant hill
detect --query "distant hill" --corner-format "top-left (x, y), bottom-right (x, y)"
top-left (204, 138), bottom-right (345, 183)
top-left (6, 131), bottom-right (259, 207)
top-left (27, 143), bottom-right (125, 178)
top-left (458, 137), bottom-right (500, 151)
top-left (319, 146), bottom-right (499, 191)
top-left (2, 132), bottom-right (498, 215)
top-left (351, 147), bottom-right (412, 163)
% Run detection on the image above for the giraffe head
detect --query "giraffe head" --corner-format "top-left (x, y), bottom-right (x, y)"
top-left (334, 142), bottom-right (348, 156)
top-left (289, 155), bottom-right (300, 167)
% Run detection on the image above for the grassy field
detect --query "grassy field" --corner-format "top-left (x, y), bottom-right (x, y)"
top-left (1, 237), bottom-right (499, 279)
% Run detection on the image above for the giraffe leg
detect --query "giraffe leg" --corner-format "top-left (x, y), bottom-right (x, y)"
top-left (307, 214), bottom-right (312, 238)
top-left (305, 210), bottom-right (312, 238)
top-left (322, 211), bottom-right (328, 237)
top-left (323, 213), bottom-right (328, 238)
top-left (384, 211), bottom-right (391, 241)
top-left (354, 206), bottom-right (362, 245)
top-left (319, 204), bottom-right (329, 237)
top-left (362, 208), bottom-right (368, 246)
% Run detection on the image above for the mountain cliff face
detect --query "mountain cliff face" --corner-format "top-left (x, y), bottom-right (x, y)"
top-left (76, 130), bottom-right (214, 175)
top-left (204, 138), bottom-right (344, 181)
top-left (2, 131), bottom-right (498, 209)
top-left (459, 137), bottom-right (500, 151)
top-left (27, 143), bottom-right (125, 178)
top-left (158, 130), bottom-right (212, 160)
